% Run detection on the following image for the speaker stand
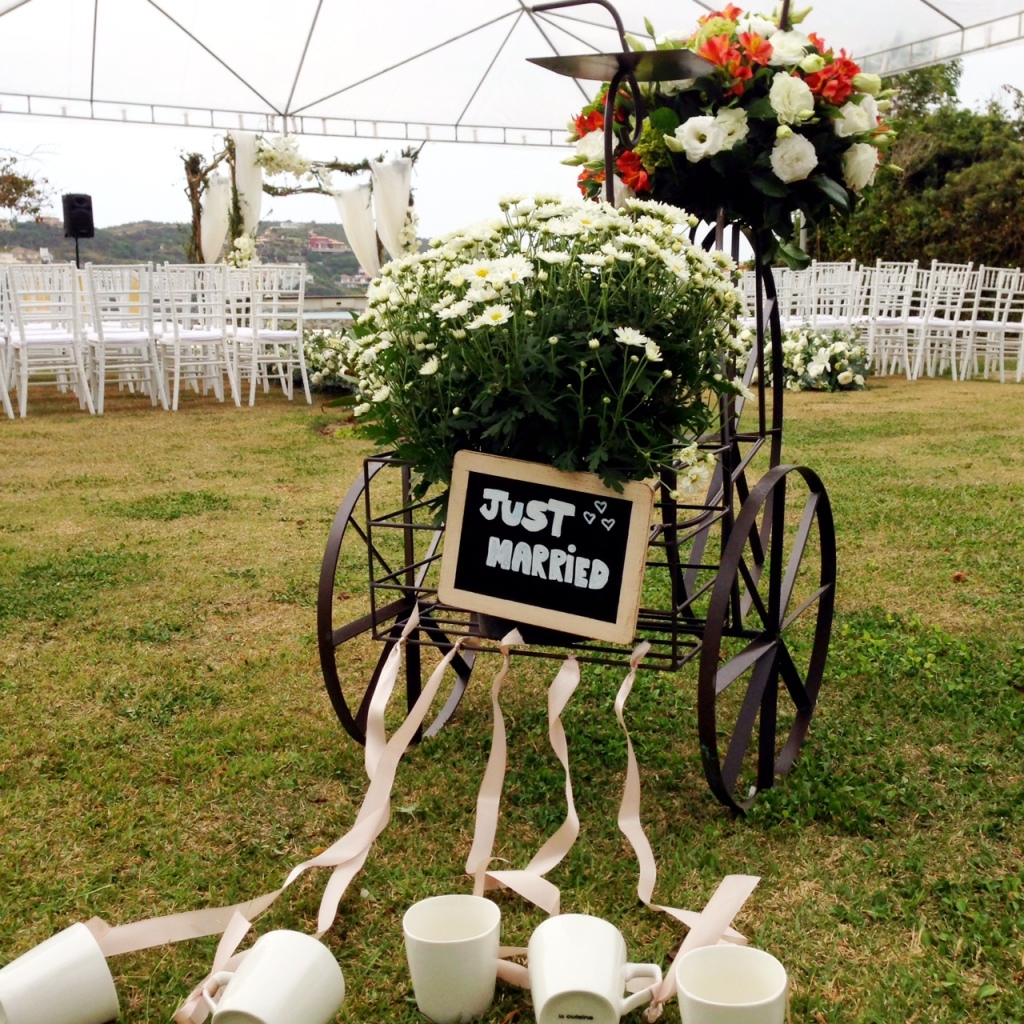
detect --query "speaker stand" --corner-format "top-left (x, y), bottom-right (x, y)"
top-left (75, 237), bottom-right (81, 269)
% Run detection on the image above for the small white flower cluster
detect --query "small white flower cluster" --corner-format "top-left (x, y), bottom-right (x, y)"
top-left (343, 193), bottom-right (747, 492)
top-left (398, 207), bottom-right (421, 255)
top-left (255, 134), bottom-right (314, 179)
top-left (303, 328), bottom-right (356, 389)
top-left (738, 325), bottom-right (869, 392)
top-left (670, 442), bottom-right (718, 497)
top-left (223, 234), bottom-right (260, 268)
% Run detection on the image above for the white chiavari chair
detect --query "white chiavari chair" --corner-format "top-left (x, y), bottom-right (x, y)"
top-left (157, 263), bottom-right (239, 411)
top-left (6, 262), bottom-right (95, 417)
top-left (228, 263), bottom-right (311, 406)
top-left (84, 263), bottom-right (168, 414)
top-left (866, 259), bottom-right (918, 377)
top-left (0, 266), bottom-right (15, 419)
top-left (908, 261), bottom-right (975, 380)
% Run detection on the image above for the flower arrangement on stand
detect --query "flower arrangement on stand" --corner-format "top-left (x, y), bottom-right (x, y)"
top-left (738, 324), bottom-right (869, 391)
top-left (565, 4), bottom-right (894, 265)
top-left (304, 328), bottom-right (357, 390)
top-left (344, 193), bottom-right (748, 502)
top-left (223, 233), bottom-right (260, 267)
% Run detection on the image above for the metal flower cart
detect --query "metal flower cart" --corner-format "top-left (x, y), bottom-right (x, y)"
top-left (317, 0), bottom-right (836, 814)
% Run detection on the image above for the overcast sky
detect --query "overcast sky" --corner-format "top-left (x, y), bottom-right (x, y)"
top-left (1, 45), bottom-right (1021, 241)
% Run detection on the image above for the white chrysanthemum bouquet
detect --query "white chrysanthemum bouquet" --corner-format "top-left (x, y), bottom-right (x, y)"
top-left (344, 193), bottom-right (748, 499)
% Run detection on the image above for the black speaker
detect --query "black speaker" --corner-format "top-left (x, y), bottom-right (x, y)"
top-left (62, 194), bottom-right (95, 239)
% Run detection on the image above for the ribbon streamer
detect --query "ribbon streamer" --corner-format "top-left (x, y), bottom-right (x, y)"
top-left (612, 642), bottom-right (759, 1021)
top-left (466, 641), bottom-right (581, 917)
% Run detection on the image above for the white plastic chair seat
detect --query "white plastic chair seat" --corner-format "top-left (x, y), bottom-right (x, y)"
top-left (232, 327), bottom-right (298, 342)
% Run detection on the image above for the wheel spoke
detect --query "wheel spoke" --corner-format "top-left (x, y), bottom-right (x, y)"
top-left (780, 583), bottom-right (831, 632)
top-left (779, 492), bottom-right (820, 622)
top-left (721, 650), bottom-right (775, 793)
top-left (777, 642), bottom-right (813, 712)
top-left (715, 636), bottom-right (776, 694)
top-left (737, 554), bottom-right (771, 629)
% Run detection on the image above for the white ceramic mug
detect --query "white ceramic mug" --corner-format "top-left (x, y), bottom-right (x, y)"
top-left (201, 929), bottom-right (345, 1024)
top-left (403, 894), bottom-right (501, 1024)
top-left (0, 922), bottom-right (119, 1024)
top-left (674, 944), bottom-right (787, 1024)
top-left (528, 914), bottom-right (662, 1024)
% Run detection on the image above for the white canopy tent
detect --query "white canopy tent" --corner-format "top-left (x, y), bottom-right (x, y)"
top-left (1, 1), bottom-right (1023, 238)
top-left (1, 0), bottom-right (1023, 145)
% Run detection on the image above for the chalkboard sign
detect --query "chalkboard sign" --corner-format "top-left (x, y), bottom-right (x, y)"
top-left (438, 452), bottom-right (654, 644)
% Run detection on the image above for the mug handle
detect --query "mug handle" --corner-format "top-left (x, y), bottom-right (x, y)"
top-left (620, 962), bottom-right (663, 1016)
top-left (201, 970), bottom-right (235, 1015)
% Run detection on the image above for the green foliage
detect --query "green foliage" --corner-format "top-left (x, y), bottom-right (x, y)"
top-left (814, 62), bottom-right (1024, 266)
top-left (0, 153), bottom-right (50, 220)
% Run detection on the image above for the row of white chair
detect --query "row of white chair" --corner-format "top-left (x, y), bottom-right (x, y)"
top-left (740, 259), bottom-right (1024, 383)
top-left (0, 262), bottom-right (312, 419)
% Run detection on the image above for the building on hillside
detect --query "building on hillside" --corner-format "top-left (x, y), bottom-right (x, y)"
top-left (39, 217), bottom-right (63, 228)
top-left (338, 272), bottom-right (370, 289)
top-left (308, 232), bottom-right (349, 253)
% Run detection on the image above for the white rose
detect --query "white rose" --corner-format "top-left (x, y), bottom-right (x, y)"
top-left (842, 142), bottom-right (880, 191)
top-left (671, 115), bottom-right (728, 163)
top-left (861, 95), bottom-right (879, 127)
top-left (576, 130), bottom-right (606, 165)
top-left (831, 99), bottom-right (872, 137)
top-left (714, 107), bottom-right (749, 150)
top-left (767, 29), bottom-right (812, 66)
top-left (837, 370), bottom-right (854, 385)
top-left (768, 72), bottom-right (815, 125)
top-left (737, 13), bottom-right (776, 37)
top-left (770, 133), bottom-right (818, 182)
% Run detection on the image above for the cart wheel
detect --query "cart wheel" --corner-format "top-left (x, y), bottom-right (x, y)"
top-left (317, 458), bottom-right (477, 745)
top-left (697, 465), bottom-right (836, 812)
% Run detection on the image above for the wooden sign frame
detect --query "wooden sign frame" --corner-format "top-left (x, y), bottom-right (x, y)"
top-left (438, 451), bottom-right (655, 645)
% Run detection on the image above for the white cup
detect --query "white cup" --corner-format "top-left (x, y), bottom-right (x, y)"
top-left (674, 944), bottom-right (787, 1024)
top-left (0, 922), bottom-right (119, 1024)
top-left (403, 894), bottom-right (501, 1024)
top-left (528, 914), bottom-right (662, 1024)
top-left (201, 930), bottom-right (345, 1024)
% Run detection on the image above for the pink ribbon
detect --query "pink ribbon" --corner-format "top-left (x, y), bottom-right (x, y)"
top-left (612, 641), bottom-right (759, 1020)
top-left (466, 636), bottom-right (581, 917)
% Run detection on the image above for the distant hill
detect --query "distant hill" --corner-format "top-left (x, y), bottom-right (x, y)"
top-left (0, 219), bottom-right (374, 295)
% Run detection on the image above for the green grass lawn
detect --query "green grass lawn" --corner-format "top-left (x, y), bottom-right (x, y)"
top-left (1, 378), bottom-right (1022, 1022)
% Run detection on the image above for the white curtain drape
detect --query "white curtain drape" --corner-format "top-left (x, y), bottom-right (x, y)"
top-left (334, 185), bottom-right (381, 278)
top-left (199, 172), bottom-right (231, 263)
top-left (229, 130), bottom-right (263, 234)
top-left (370, 157), bottom-right (412, 262)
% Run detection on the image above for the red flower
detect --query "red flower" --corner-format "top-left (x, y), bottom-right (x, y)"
top-left (702, 4), bottom-right (744, 22)
top-left (698, 34), bottom-right (736, 68)
top-left (805, 55), bottom-right (861, 106)
top-left (577, 168), bottom-right (606, 195)
top-left (723, 59), bottom-right (754, 97)
top-left (574, 109), bottom-right (604, 138)
top-left (738, 31), bottom-right (773, 66)
top-left (808, 32), bottom-right (830, 55)
top-left (616, 150), bottom-right (650, 193)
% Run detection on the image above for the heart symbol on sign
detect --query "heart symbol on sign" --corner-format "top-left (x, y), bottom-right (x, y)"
top-left (583, 511), bottom-right (596, 525)
top-left (594, 500), bottom-right (608, 514)
top-left (601, 518), bottom-right (616, 531)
